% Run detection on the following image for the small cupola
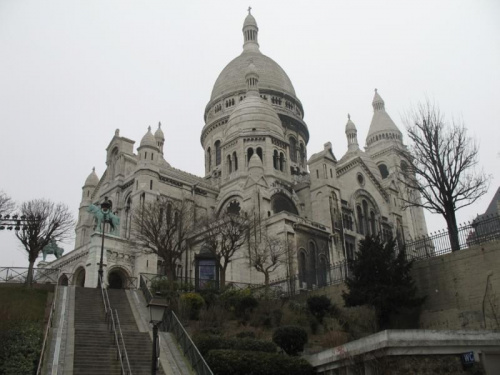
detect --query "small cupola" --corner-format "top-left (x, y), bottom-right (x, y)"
top-left (245, 62), bottom-right (259, 96)
top-left (345, 114), bottom-right (359, 152)
top-left (242, 7), bottom-right (259, 52)
top-left (154, 122), bottom-right (165, 154)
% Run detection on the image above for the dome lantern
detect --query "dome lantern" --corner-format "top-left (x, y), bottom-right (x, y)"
top-left (245, 62), bottom-right (259, 96)
top-left (243, 7), bottom-right (259, 52)
top-left (345, 114), bottom-right (359, 152)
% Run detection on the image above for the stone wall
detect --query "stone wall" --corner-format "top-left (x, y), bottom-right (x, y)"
top-left (412, 241), bottom-right (500, 330)
top-left (305, 240), bottom-right (500, 330)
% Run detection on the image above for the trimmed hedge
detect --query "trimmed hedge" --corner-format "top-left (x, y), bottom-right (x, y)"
top-left (0, 321), bottom-right (43, 374)
top-left (272, 326), bottom-right (308, 356)
top-left (206, 350), bottom-right (315, 375)
top-left (195, 336), bottom-right (276, 356)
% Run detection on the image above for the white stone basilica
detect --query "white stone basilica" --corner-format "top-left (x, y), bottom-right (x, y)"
top-left (42, 10), bottom-right (428, 289)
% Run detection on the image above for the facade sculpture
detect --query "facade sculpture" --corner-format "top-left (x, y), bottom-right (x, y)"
top-left (41, 10), bottom-right (429, 289)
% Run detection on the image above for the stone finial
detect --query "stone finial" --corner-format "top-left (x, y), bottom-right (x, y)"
top-left (248, 6), bottom-right (252, 14)
top-left (115, 129), bottom-right (120, 136)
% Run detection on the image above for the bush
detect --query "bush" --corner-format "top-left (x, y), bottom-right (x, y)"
top-left (194, 336), bottom-right (276, 356)
top-left (307, 295), bottom-right (332, 323)
top-left (272, 326), bottom-right (308, 356)
top-left (235, 331), bottom-right (256, 339)
top-left (0, 321), bottom-right (43, 374)
top-left (220, 288), bottom-right (258, 319)
top-left (206, 350), bottom-right (314, 375)
top-left (180, 292), bottom-right (205, 320)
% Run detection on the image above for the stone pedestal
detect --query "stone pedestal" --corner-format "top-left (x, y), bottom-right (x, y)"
top-left (85, 233), bottom-right (109, 288)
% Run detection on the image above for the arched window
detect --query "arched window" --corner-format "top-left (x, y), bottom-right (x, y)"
top-left (298, 250), bottom-right (307, 286)
top-left (378, 163), bottom-right (389, 179)
top-left (279, 152), bottom-right (285, 172)
top-left (247, 148), bottom-right (254, 164)
top-left (273, 150), bottom-right (279, 169)
top-left (289, 137), bottom-right (297, 162)
top-left (215, 141), bottom-right (221, 166)
top-left (299, 143), bottom-right (305, 167)
top-left (370, 211), bottom-right (377, 235)
top-left (227, 155), bottom-right (232, 173)
top-left (256, 147), bottom-right (263, 161)
top-left (400, 160), bottom-right (409, 178)
top-left (318, 255), bottom-right (327, 287)
top-left (226, 200), bottom-right (241, 215)
top-left (271, 193), bottom-right (298, 215)
top-left (309, 242), bottom-right (317, 286)
top-left (362, 200), bottom-right (370, 235)
top-left (166, 203), bottom-right (172, 227)
top-left (233, 152), bottom-right (238, 171)
top-left (207, 147), bottom-right (212, 170)
top-left (357, 205), bottom-right (364, 235)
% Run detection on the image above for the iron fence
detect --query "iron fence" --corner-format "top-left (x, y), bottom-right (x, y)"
top-left (0, 267), bottom-right (60, 284)
top-left (139, 274), bottom-right (213, 375)
top-left (403, 214), bottom-right (500, 260)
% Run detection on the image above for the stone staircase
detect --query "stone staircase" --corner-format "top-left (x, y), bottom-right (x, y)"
top-left (73, 287), bottom-right (165, 375)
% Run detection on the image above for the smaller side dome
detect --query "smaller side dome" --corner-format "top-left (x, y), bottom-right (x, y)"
top-left (243, 8), bottom-right (257, 28)
top-left (84, 167), bottom-right (99, 187)
top-left (345, 113), bottom-right (357, 132)
top-left (139, 126), bottom-right (158, 149)
top-left (154, 122), bottom-right (165, 140)
top-left (345, 114), bottom-right (359, 152)
top-left (248, 153), bottom-right (264, 171)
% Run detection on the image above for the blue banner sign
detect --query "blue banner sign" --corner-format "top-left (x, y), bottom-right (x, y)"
top-left (461, 351), bottom-right (475, 366)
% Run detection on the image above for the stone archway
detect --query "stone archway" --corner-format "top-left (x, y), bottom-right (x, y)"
top-left (58, 274), bottom-right (69, 286)
top-left (74, 267), bottom-right (86, 287)
top-left (107, 268), bottom-right (129, 289)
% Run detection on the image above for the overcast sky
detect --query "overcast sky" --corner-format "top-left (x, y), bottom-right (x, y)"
top-left (1, 0), bottom-right (499, 267)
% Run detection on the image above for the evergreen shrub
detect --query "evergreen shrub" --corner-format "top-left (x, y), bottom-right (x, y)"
top-left (180, 292), bottom-right (205, 320)
top-left (194, 336), bottom-right (276, 356)
top-left (272, 325), bottom-right (308, 356)
top-left (205, 350), bottom-right (314, 375)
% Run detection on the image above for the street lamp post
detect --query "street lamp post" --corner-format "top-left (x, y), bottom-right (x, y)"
top-left (147, 297), bottom-right (168, 375)
top-left (97, 198), bottom-right (112, 287)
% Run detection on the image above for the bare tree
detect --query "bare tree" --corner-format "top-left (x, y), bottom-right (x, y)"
top-left (0, 191), bottom-right (15, 215)
top-left (201, 210), bottom-right (251, 287)
top-left (248, 229), bottom-right (288, 287)
top-left (15, 199), bottom-right (74, 286)
top-left (131, 197), bottom-right (194, 281)
top-left (400, 101), bottom-right (491, 251)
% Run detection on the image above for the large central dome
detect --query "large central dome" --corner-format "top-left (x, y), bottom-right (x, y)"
top-left (210, 51), bottom-right (296, 101)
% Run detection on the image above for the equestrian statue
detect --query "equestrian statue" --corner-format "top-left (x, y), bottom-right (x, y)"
top-left (87, 196), bottom-right (120, 235)
top-left (42, 239), bottom-right (65, 261)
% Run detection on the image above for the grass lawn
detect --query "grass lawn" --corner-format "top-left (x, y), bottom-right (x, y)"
top-left (0, 285), bottom-right (52, 330)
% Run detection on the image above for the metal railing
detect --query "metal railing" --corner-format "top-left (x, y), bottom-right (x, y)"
top-left (35, 283), bottom-right (60, 375)
top-left (164, 310), bottom-right (213, 375)
top-left (403, 214), bottom-right (500, 260)
top-left (139, 274), bottom-right (213, 375)
top-left (100, 275), bottom-right (132, 375)
top-left (0, 267), bottom-right (60, 284)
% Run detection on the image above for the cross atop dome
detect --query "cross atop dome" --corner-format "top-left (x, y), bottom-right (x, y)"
top-left (243, 8), bottom-right (259, 51)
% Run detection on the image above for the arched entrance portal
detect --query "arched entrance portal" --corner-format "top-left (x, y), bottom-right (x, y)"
top-left (58, 274), bottom-right (69, 286)
top-left (74, 267), bottom-right (86, 287)
top-left (108, 268), bottom-right (129, 289)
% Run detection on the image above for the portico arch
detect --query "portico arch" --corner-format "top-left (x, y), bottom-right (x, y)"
top-left (107, 266), bottom-right (130, 289)
top-left (73, 266), bottom-right (86, 287)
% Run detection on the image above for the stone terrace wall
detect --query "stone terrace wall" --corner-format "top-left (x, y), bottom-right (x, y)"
top-left (304, 240), bottom-right (500, 330)
top-left (413, 240), bottom-right (500, 330)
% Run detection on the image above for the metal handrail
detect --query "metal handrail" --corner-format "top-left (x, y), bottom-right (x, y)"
top-left (140, 274), bottom-right (213, 375)
top-left (165, 310), bottom-right (213, 375)
top-left (36, 282), bottom-right (59, 375)
top-left (114, 309), bottom-right (132, 373)
top-left (99, 275), bottom-right (133, 375)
